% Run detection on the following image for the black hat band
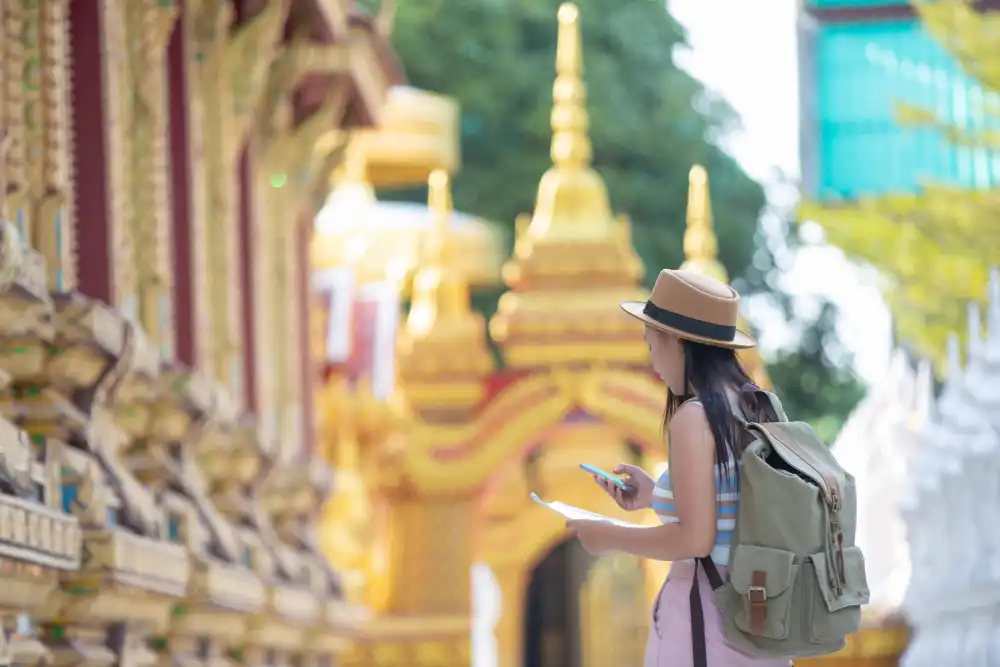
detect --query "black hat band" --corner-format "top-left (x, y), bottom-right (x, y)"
top-left (642, 300), bottom-right (736, 341)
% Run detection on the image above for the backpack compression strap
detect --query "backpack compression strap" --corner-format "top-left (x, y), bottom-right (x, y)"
top-left (691, 557), bottom-right (725, 667)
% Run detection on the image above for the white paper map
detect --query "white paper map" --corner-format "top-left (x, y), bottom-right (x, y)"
top-left (530, 493), bottom-right (643, 528)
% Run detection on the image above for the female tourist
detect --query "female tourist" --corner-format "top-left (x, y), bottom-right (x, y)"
top-left (565, 268), bottom-right (791, 667)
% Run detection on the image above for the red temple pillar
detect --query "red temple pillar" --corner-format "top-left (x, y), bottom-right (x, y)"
top-left (167, 0), bottom-right (196, 365)
top-left (69, 0), bottom-right (112, 301)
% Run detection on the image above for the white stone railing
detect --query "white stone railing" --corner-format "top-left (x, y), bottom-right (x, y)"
top-left (198, 560), bottom-right (267, 611)
top-left (270, 583), bottom-right (319, 623)
top-left (0, 493), bottom-right (80, 569)
top-left (111, 529), bottom-right (189, 593)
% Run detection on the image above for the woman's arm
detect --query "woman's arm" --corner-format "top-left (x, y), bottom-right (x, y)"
top-left (604, 401), bottom-right (719, 561)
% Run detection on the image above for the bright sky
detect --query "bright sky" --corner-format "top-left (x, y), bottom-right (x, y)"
top-left (669, 0), bottom-right (893, 386)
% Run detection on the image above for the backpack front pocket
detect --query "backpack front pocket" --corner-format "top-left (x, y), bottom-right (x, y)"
top-left (806, 547), bottom-right (870, 643)
top-left (727, 545), bottom-right (798, 640)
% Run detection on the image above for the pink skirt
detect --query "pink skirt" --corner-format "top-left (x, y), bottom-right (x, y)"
top-left (644, 561), bottom-right (792, 667)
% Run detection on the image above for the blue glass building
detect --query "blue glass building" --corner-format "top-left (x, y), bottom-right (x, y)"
top-left (798, 0), bottom-right (1000, 199)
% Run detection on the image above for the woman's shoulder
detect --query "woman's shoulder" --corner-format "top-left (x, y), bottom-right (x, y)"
top-left (668, 399), bottom-right (712, 443)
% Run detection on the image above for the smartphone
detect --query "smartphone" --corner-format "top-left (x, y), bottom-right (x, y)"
top-left (579, 463), bottom-right (628, 490)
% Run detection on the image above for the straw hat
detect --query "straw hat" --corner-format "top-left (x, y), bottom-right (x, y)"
top-left (620, 269), bottom-right (755, 349)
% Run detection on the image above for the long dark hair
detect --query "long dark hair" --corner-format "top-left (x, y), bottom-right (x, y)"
top-left (662, 339), bottom-right (780, 484)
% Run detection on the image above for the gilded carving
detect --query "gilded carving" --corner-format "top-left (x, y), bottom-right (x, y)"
top-left (258, 93), bottom-right (344, 452)
top-left (188, 0), bottom-right (237, 390)
top-left (123, 0), bottom-right (179, 355)
top-left (16, 0), bottom-right (74, 291)
top-left (100, 0), bottom-right (137, 319)
top-left (186, 0), bottom-right (289, 398)
top-left (2, 2), bottom-right (30, 227)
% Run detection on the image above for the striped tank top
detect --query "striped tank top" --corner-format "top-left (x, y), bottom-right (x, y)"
top-left (651, 401), bottom-right (739, 566)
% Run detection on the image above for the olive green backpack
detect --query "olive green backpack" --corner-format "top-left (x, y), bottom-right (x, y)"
top-left (691, 390), bottom-right (870, 666)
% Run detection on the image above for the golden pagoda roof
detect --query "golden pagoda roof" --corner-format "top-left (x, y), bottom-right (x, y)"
top-left (312, 149), bottom-right (505, 289)
top-left (489, 2), bottom-right (647, 368)
top-left (350, 85), bottom-right (460, 188)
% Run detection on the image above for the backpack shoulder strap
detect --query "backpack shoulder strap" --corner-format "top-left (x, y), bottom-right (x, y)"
top-left (739, 383), bottom-right (788, 423)
top-left (691, 557), bottom-right (724, 667)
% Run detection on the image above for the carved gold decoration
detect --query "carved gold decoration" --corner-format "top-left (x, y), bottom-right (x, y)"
top-left (187, 0), bottom-right (290, 398)
top-left (124, 0), bottom-right (179, 355)
top-left (189, 0), bottom-right (240, 392)
top-left (16, 0), bottom-right (75, 291)
top-left (2, 5), bottom-right (30, 225)
top-left (257, 77), bottom-right (347, 455)
top-left (99, 0), bottom-right (137, 320)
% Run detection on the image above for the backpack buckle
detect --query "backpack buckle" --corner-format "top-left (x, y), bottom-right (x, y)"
top-left (746, 580), bottom-right (768, 635)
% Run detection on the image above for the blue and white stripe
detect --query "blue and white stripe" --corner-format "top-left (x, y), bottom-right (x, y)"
top-left (653, 463), bottom-right (739, 566)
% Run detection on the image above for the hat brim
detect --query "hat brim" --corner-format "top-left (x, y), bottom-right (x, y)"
top-left (619, 301), bottom-right (756, 350)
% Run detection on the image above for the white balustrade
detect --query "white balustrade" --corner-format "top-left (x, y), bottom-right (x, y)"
top-left (901, 267), bottom-right (1000, 667)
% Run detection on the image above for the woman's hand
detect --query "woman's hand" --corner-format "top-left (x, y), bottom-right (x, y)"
top-left (566, 519), bottom-right (617, 555)
top-left (593, 464), bottom-right (655, 511)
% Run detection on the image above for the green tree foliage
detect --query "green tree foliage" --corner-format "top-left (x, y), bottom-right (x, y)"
top-left (800, 0), bottom-right (1000, 368)
top-left (385, 0), bottom-right (865, 435)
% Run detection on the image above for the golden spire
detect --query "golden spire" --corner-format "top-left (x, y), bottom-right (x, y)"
top-left (489, 2), bottom-right (646, 368)
top-left (406, 170), bottom-right (471, 336)
top-left (679, 165), bottom-right (728, 283)
top-left (398, 171), bottom-right (493, 411)
top-left (524, 2), bottom-right (614, 243)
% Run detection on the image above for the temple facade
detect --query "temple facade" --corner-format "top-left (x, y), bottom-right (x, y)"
top-left (0, 0), bottom-right (400, 665)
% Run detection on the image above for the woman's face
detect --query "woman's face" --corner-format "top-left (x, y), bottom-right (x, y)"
top-left (645, 327), bottom-right (684, 392)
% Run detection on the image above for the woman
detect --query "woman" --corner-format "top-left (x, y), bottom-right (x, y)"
top-left (566, 268), bottom-right (791, 667)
